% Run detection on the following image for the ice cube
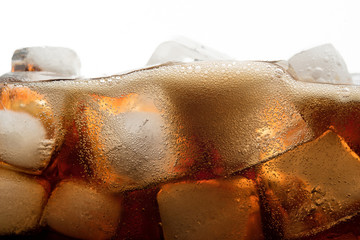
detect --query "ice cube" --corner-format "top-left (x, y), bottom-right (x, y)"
top-left (80, 94), bottom-right (177, 190)
top-left (104, 112), bottom-right (169, 182)
top-left (0, 110), bottom-right (54, 172)
top-left (157, 177), bottom-right (264, 240)
top-left (11, 47), bottom-right (81, 76)
top-left (257, 130), bottom-right (360, 239)
top-left (42, 180), bottom-right (122, 240)
top-left (161, 61), bottom-right (313, 176)
top-left (147, 37), bottom-right (231, 65)
top-left (288, 44), bottom-right (352, 84)
top-left (0, 168), bottom-right (49, 235)
top-left (351, 73), bottom-right (360, 85)
top-left (0, 85), bottom-right (57, 174)
top-left (288, 72), bottom-right (360, 154)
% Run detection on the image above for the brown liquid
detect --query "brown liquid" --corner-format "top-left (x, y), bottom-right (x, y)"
top-left (2, 61), bottom-right (360, 239)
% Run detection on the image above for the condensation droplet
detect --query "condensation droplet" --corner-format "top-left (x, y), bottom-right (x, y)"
top-left (274, 68), bottom-right (284, 78)
top-left (339, 87), bottom-right (350, 99)
top-left (311, 67), bottom-right (324, 80)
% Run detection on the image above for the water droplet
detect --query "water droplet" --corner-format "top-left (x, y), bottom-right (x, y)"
top-left (311, 67), bottom-right (324, 80)
top-left (274, 68), bottom-right (284, 78)
top-left (339, 87), bottom-right (350, 99)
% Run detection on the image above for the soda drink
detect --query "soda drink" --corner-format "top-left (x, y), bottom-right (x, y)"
top-left (0, 41), bottom-right (360, 239)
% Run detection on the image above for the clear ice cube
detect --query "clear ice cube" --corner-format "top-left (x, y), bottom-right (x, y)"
top-left (11, 47), bottom-right (81, 76)
top-left (0, 168), bottom-right (49, 235)
top-left (79, 93), bottom-right (176, 190)
top-left (0, 110), bottom-right (53, 172)
top-left (288, 44), bottom-right (352, 84)
top-left (42, 180), bottom-right (122, 240)
top-left (157, 177), bottom-right (264, 240)
top-left (0, 85), bottom-right (56, 174)
top-left (257, 130), bottom-right (360, 239)
top-left (147, 37), bottom-right (231, 66)
top-left (103, 111), bottom-right (169, 182)
top-left (289, 72), bottom-right (360, 150)
top-left (0, 46), bottom-right (81, 82)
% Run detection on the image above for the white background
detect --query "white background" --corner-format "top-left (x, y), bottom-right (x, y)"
top-left (0, 0), bottom-right (359, 77)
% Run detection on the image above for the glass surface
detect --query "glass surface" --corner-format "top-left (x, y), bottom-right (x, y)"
top-left (1, 42), bottom-right (360, 239)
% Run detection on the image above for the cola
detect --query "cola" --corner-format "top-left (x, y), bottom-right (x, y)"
top-left (0, 41), bottom-right (359, 239)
